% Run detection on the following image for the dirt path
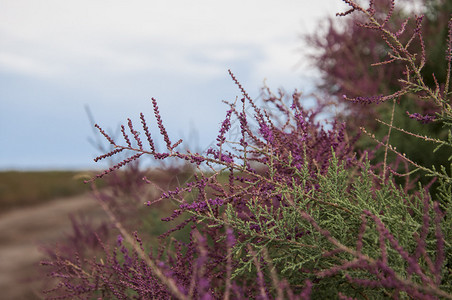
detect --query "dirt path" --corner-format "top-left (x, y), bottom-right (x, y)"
top-left (0, 193), bottom-right (108, 300)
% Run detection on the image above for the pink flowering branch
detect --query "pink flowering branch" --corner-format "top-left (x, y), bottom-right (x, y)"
top-left (336, 0), bottom-right (451, 118)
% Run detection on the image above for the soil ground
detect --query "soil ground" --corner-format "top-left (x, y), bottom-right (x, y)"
top-left (0, 192), bottom-right (108, 300)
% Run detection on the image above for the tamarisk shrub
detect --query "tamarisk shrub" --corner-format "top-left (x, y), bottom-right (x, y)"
top-left (305, 0), bottom-right (451, 192)
top-left (42, 0), bottom-right (451, 299)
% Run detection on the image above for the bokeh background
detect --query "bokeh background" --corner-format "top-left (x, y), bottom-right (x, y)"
top-left (1, 0), bottom-right (348, 170)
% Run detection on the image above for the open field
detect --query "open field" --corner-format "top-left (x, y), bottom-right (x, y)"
top-left (0, 192), bottom-right (108, 299)
top-left (0, 168), bottom-right (194, 299)
top-left (0, 171), bottom-right (103, 214)
top-left (0, 171), bottom-right (103, 298)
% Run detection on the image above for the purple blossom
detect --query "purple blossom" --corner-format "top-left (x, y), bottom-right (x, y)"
top-left (406, 111), bottom-right (436, 124)
top-left (117, 234), bottom-right (124, 246)
top-left (239, 112), bottom-right (248, 147)
top-left (216, 109), bottom-right (233, 147)
top-left (152, 97), bottom-right (172, 150)
top-left (206, 148), bottom-right (234, 164)
top-left (343, 94), bottom-right (384, 104)
top-left (179, 198), bottom-right (224, 213)
top-left (259, 122), bottom-right (274, 143)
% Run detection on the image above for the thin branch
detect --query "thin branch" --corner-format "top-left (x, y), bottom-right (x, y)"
top-left (92, 186), bottom-right (189, 300)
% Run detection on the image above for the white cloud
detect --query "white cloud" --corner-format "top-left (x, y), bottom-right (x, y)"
top-left (0, 0), bottom-right (347, 82)
top-left (0, 51), bottom-right (61, 77)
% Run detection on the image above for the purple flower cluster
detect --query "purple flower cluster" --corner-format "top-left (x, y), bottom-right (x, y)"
top-left (406, 111), bottom-right (436, 124)
top-left (179, 197), bottom-right (224, 212)
top-left (152, 97), bottom-right (172, 151)
top-left (206, 148), bottom-right (234, 164)
top-left (216, 109), bottom-right (233, 147)
top-left (258, 122), bottom-right (275, 143)
top-left (343, 94), bottom-right (384, 105)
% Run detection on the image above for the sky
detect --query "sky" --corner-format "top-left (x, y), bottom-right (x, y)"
top-left (0, 0), bottom-right (348, 170)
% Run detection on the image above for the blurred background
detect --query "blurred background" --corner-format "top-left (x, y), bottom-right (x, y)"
top-left (0, 0), bottom-right (347, 171)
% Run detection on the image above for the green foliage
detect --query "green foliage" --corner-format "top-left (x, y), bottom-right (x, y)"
top-left (222, 150), bottom-right (451, 298)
